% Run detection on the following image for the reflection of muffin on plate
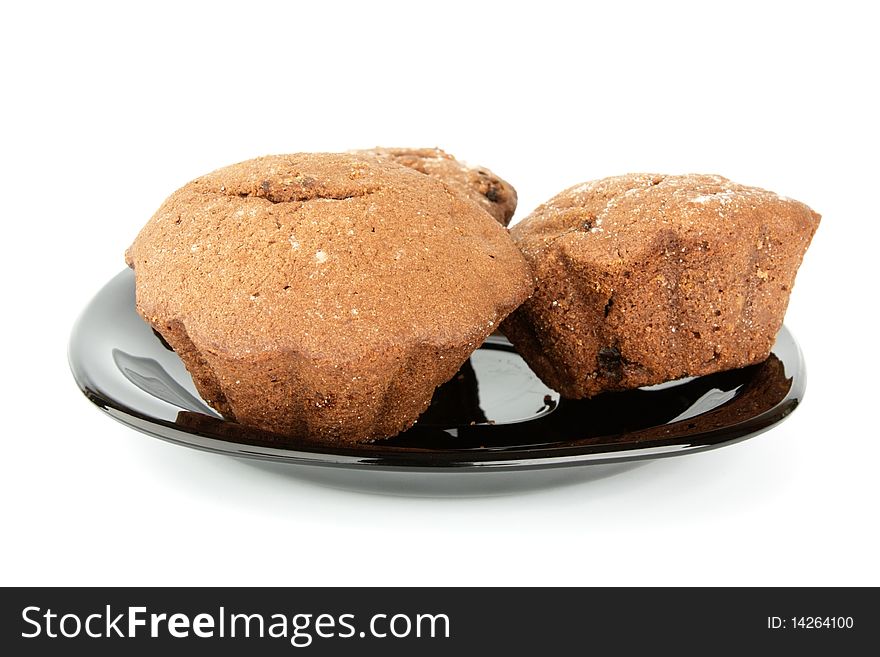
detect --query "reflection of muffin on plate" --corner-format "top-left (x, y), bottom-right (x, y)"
top-left (126, 153), bottom-right (532, 443)
top-left (501, 174), bottom-right (819, 398)
top-left (354, 147), bottom-right (518, 225)
top-left (636, 352), bottom-right (793, 441)
top-left (416, 358), bottom-right (488, 427)
top-left (555, 352), bottom-right (794, 447)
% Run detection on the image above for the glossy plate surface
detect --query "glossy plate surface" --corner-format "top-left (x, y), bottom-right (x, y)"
top-left (69, 270), bottom-right (805, 471)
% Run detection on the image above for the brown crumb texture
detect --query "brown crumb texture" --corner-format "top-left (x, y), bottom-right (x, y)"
top-left (500, 173), bottom-right (820, 398)
top-left (127, 153), bottom-right (533, 443)
top-left (354, 147), bottom-right (518, 225)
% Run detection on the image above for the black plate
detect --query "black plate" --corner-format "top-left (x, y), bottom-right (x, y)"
top-left (69, 270), bottom-right (805, 472)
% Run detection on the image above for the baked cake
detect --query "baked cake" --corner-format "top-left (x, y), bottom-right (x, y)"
top-left (126, 153), bottom-right (532, 442)
top-left (354, 147), bottom-right (517, 225)
top-left (500, 174), bottom-right (819, 398)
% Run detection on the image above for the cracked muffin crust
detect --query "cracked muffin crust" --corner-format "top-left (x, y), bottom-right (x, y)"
top-left (126, 153), bottom-right (533, 443)
top-left (354, 147), bottom-right (518, 225)
top-left (500, 173), bottom-right (819, 398)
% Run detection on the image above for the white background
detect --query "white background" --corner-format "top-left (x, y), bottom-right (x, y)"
top-left (2, 1), bottom-right (877, 586)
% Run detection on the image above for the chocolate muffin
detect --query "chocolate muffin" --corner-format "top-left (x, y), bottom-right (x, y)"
top-left (500, 174), bottom-right (819, 398)
top-left (354, 147), bottom-right (518, 225)
top-left (126, 153), bottom-right (532, 443)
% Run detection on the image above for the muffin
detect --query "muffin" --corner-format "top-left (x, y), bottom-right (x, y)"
top-left (126, 153), bottom-right (532, 443)
top-left (500, 174), bottom-right (819, 398)
top-left (354, 147), bottom-right (518, 225)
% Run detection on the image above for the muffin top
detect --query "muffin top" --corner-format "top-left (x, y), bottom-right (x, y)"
top-left (354, 147), bottom-right (518, 225)
top-left (126, 153), bottom-right (531, 360)
top-left (511, 173), bottom-right (820, 265)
